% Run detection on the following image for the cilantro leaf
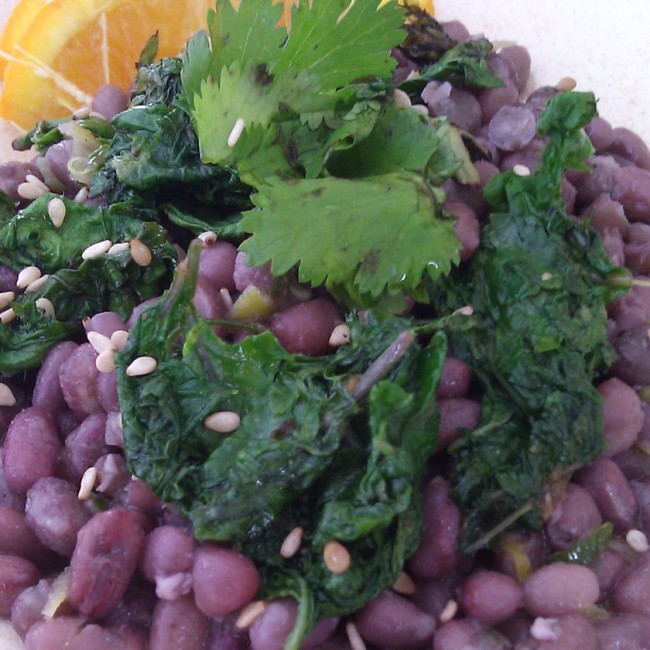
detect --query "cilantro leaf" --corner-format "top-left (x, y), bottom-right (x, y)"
top-left (273, 0), bottom-right (405, 89)
top-left (240, 174), bottom-right (460, 299)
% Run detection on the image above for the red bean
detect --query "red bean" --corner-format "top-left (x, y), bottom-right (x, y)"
top-left (413, 574), bottom-right (459, 619)
top-left (94, 454), bottom-right (130, 496)
top-left (546, 483), bottom-right (602, 551)
top-left (10, 578), bottom-right (50, 638)
top-left (535, 614), bottom-right (598, 650)
top-left (610, 165), bottom-right (650, 223)
top-left (140, 525), bottom-right (196, 600)
top-left (2, 407), bottom-right (61, 494)
top-left (62, 412), bottom-right (109, 483)
top-left (437, 398), bottom-right (481, 450)
top-left (612, 324), bottom-right (650, 386)
top-left (0, 503), bottom-right (52, 564)
top-left (613, 554), bottom-right (650, 617)
top-left (96, 371), bottom-right (120, 413)
top-left (498, 46), bottom-right (531, 92)
top-left (0, 555), bottom-right (40, 616)
top-left (43, 140), bottom-right (78, 193)
top-left (440, 20), bottom-right (470, 41)
top-left (204, 614), bottom-right (251, 650)
top-left (86, 311), bottom-right (127, 338)
top-left (233, 252), bottom-right (274, 294)
top-left (433, 618), bottom-right (505, 650)
top-left (581, 193), bottom-right (629, 237)
top-left (608, 127), bottom-right (650, 171)
top-left (68, 507), bottom-right (145, 618)
top-left (574, 156), bottom-right (621, 206)
top-left (104, 411), bottom-right (124, 448)
top-left (32, 341), bottom-right (79, 414)
top-left (574, 457), bottom-right (638, 533)
top-left (199, 241), bottom-right (238, 291)
top-left (149, 594), bottom-right (210, 650)
top-left (248, 598), bottom-right (338, 650)
top-left (445, 200), bottom-right (480, 261)
top-left (478, 81), bottom-right (519, 124)
top-left (193, 278), bottom-right (229, 333)
top-left (24, 616), bottom-right (86, 650)
top-left (269, 299), bottom-right (341, 356)
top-left (595, 613), bottom-right (650, 650)
top-left (114, 478), bottom-right (161, 530)
top-left (59, 343), bottom-right (103, 416)
top-left (192, 544), bottom-right (260, 618)
top-left (437, 357), bottom-right (472, 398)
top-left (598, 378), bottom-right (643, 456)
top-left (495, 531), bottom-right (545, 581)
top-left (488, 106), bottom-right (536, 152)
top-left (586, 117), bottom-right (615, 152)
top-left (522, 563), bottom-right (599, 617)
top-left (92, 85), bottom-right (128, 121)
top-left (499, 138), bottom-right (545, 173)
top-left (460, 570), bottom-right (523, 626)
top-left (353, 589), bottom-right (435, 648)
top-left (101, 576), bottom-right (156, 630)
top-left (408, 477), bottom-right (460, 580)
top-left (427, 86), bottom-right (482, 134)
top-left (590, 549), bottom-right (628, 593)
top-left (25, 477), bottom-right (91, 556)
top-left (127, 297), bottom-right (159, 329)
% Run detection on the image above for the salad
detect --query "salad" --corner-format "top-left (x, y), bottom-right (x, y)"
top-left (1, 1), bottom-right (650, 649)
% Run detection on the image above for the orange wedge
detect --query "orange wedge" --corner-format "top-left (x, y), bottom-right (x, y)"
top-left (0, 0), bottom-right (48, 78)
top-left (0, 0), bottom-right (213, 130)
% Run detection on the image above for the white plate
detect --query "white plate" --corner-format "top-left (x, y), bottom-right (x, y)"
top-left (0, 1), bottom-right (647, 647)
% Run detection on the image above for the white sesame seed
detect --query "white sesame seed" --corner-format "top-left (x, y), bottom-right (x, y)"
top-left (130, 238), bottom-right (153, 267)
top-left (198, 231), bottom-right (218, 244)
top-left (280, 527), bottom-right (304, 559)
top-left (439, 599), bottom-right (458, 624)
top-left (108, 242), bottom-right (130, 256)
top-left (16, 266), bottom-right (42, 289)
top-left (345, 622), bottom-right (366, 650)
top-left (393, 88), bottom-right (412, 108)
top-left (35, 298), bottom-right (56, 318)
top-left (0, 308), bottom-right (17, 324)
top-left (82, 240), bottom-right (112, 260)
top-left (323, 540), bottom-right (350, 574)
top-left (541, 272), bottom-right (553, 282)
top-left (73, 106), bottom-right (91, 120)
top-left (227, 117), bottom-right (246, 148)
top-left (392, 571), bottom-right (417, 596)
top-left (452, 305), bottom-right (474, 317)
top-left (513, 164), bottom-right (531, 177)
top-left (95, 349), bottom-right (116, 374)
top-left (220, 288), bottom-right (234, 310)
top-left (87, 330), bottom-right (113, 354)
top-left (329, 324), bottom-right (351, 347)
top-left (74, 187), bottom-right (89, 203)
top-left (47, 197), bottom-right (67, 228)
top-left (0, 291), bottom-right (15, 310)
top-left (0, 383), bottom-right (17, 407)
top-left (204, 410), bottom-right (241, 433)
top-left (25, 174), bottom-right (49, 193)
top-left (78, 467), bottom-right (98, 501)
top-left (626, 529), bottom-right (650, 553)
top-left (530, 617), bottom-right (560, 642)
top-left (235, 600), bottom-right (266, 629)
top-left (110, 329), bottom-right (129, 351)
top-left (126, 356), bottom-right (158, 377)
top-left (24, 274), bottom-right (50, 293)
top-left (17, 182), bottom-right (46, 201)
top-left (555, 76), bottom-right (577, 92)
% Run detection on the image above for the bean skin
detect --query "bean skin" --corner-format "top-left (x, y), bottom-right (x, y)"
top-left (0, 555), bottom-right (40, 617)
top-left (68, 507), bottom-right (145, 618)
top-left (545, 483), bottom-right (602, 551)
top-left (62, 412), bottom-right (109, 484)
top-left (91, 85), bottom-right (128, 121)
top-left (149, 594), bottom-right (210, 650)
top-left (0, 503), bottom-right (54, 565)
top-left (613, 554), bottom-right (650, 618)
top-left (522, 563), bottom-right (599, 617)
top-left (23, 616), bottom-right (86, 649)
top-left (32, 341), bottom-right (79, 414)
top-left (437, 398), bottom-right (481, 451)
top-left (598, 378), bottom-right (644, 456)
top-left (2, 407), bottom-right (61, 494)
top-left (407, 477), bottom-right (460, 580)
top-left (608, 127), bottom-right (650, 170)
top-left (574, 457), bottom-right (638, 533)
top-left (192, 544), bottom-right (261, 618)
top-left (610, 165), bottom-right (650, 223)
top-left (198, 241), bottom-right (238, 291)
top-left (445, 200), bottom-right (480, 261)
top-left (437, 357), bottom-right (472, 399)
top-left (460, 570), bottom-right (523, 626)
top-left (595, 613), bottom-right (650, 650)
top-left (59, 343), bottom-right (103, 416)
top-left (10, 578), bottom-right (50, 639)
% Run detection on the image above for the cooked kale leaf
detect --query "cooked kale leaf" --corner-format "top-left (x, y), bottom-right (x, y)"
top-left (116, 242), bottom-right (447, 649)
top-left (430, 92), bottom-right (625, 548)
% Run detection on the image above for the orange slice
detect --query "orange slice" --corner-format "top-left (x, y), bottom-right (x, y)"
top-left (0, 0), bottom-right (48, 78)
top-left (0, 0), bottom-right (213, 130)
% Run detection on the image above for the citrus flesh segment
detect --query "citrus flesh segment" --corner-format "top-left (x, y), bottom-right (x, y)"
top-left (0, 0), bottom-right (48, 78)
top-left (0, 0), bottom-right (212, 129)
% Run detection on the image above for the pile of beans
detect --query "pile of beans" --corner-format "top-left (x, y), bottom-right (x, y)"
top-left (1, 16), bottom-right (650, 650)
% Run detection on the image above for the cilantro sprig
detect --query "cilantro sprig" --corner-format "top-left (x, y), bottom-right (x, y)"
top-left (184, 0), bottom-right (471, 308)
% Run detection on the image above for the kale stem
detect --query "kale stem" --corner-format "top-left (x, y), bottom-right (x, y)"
top-left (464, 501), bottom-right (534, 555)
top-left (351, 329), bottom-right (416, 401)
